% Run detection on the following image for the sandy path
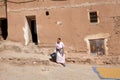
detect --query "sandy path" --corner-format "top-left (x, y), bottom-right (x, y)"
top-left (0, 63), bottom-right (100, 80)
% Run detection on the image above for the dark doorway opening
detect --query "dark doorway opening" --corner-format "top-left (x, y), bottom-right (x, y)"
top-left (89, 39), bottom-right (105, 55)
top-left (0, 18), bottom-right (8, 40)
top-left (26, 16), bottom-right (38, 45)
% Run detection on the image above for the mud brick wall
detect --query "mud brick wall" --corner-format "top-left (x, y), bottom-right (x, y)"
top-left (108, 16), bottom-right (120, 55)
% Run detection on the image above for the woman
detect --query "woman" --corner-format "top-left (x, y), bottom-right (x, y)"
top-left (56, 38), bottom-right (65, 67)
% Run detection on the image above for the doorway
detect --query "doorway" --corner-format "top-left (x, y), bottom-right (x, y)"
top-left (89, 39), bottom-right (105, 55)
top-left (26, 16), bottom-right (38, 45)
top-left (0, 18), bottom-right (8, 40)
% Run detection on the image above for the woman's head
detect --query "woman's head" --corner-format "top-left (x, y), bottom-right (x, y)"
top-left (57, 38), bottom-right (61, 43)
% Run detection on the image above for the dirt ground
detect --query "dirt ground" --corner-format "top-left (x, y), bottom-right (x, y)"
top-left (0, 62), bottom-right (101, 80)
top-left (0, 40), bottom-right (120, 80)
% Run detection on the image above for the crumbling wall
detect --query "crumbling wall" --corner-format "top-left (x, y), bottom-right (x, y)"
top-left (108, 16), bottom-right (120, 55)
top-left (0, 1), bottom-right (6, 18)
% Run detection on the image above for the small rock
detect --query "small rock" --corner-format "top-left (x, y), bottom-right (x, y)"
top-left (41, 67), bottom-right (49, 72)
top-left (33, 62), bottom-right (37, 64)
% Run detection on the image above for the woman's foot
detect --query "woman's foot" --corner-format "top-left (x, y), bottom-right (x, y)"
top-left (61, 63), bottom-right (66, 67)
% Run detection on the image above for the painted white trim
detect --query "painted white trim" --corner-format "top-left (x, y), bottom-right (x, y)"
top-left (87, 10), bottom-right (100, 24)
top-left (36, 24), bottom-right (40, 44)
top-left (23, 20), bottom-right (31, 45)
top-left (84, 33), bottom-right (110, 55)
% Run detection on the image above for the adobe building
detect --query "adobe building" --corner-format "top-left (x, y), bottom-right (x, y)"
top-left (0, 0), bottom-right (120, 56)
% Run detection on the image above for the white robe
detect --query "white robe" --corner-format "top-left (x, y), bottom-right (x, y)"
top-left (56, 42), bottom-right (65, 63)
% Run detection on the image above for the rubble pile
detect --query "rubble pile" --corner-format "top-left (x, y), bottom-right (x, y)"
top-left (0, 40), bottom-right (120, 65)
